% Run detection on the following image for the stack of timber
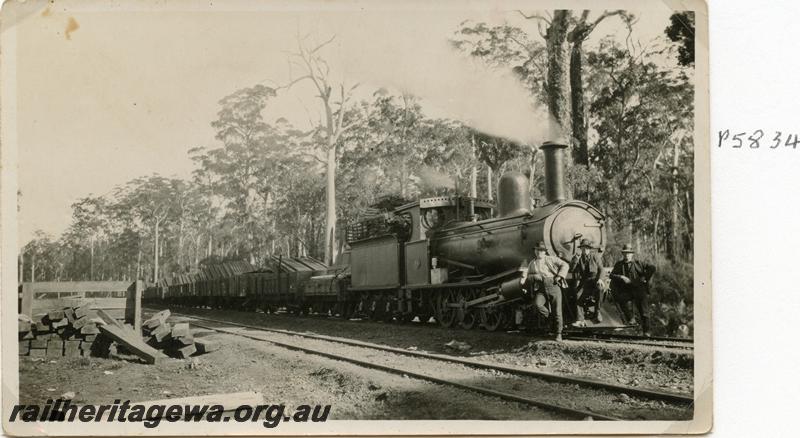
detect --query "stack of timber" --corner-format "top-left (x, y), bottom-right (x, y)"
top-left (19, 305), bottom-right (168, 364)
top-left (142, 310), bottom-right (220, 359)
top-left (18, 304), bottom-right (110, 358)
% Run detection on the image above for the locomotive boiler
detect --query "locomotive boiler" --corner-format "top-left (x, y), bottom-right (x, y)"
top-left (430, 142), bottom-right (606, 276)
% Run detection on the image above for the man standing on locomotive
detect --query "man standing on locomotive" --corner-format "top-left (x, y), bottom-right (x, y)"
top-left (521, 241), bottom-right (569, 341)
top-left (610, 243), bottom-right (657, 336)
top-left (570, 238), bottom-right (605, 327)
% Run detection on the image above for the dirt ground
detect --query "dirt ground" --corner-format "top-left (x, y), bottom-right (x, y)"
top-left (18, 332), bottom-right (565, 421)
top-left (16, 306), bottom-right (694, 421)
top-left (156, 306), bottom-right (694, 394)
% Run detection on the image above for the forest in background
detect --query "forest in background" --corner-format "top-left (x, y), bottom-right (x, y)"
top-left (19, 11), bottom-right (696, 335)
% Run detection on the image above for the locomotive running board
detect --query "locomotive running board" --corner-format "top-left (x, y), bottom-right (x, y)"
top-left (404, 268), bottom-right (521, 290)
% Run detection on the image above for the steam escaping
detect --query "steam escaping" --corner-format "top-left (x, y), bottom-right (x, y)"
top-left (333, 12), bottom-right (556, 146)
top-left (416, 166), bottom-right (456, 192)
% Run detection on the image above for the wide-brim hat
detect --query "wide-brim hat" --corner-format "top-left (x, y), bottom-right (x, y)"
top-left (621, 243), bottom-right (635, 253)
top-left (578, 238), bottom-right (595, 249)
top-left (533, 241), bottom-right (548, 251)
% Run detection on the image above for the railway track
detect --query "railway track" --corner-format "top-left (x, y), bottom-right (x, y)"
top-left (564, 332), bottom-right (694, 350)
top-left (169, 304), bottom-right (695, 351)
top-left (151, 308), bottom-right (693, 420)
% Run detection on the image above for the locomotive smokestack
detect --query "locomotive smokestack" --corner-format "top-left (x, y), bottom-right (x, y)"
top-left (540, 141), bottom-right (568, 204)
top-left (497, 171), bottom-right (530, 217)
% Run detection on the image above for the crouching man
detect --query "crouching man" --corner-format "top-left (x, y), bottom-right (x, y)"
top-left (521, 241), bottom-right (569, 341)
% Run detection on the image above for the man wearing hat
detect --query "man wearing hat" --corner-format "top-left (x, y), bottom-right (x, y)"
top-left (610, 244), bottom-right (657, 335)
top-left (520, 241), bottom-right (569, 341)
top-left (569, 238), bottom-right (605, 327)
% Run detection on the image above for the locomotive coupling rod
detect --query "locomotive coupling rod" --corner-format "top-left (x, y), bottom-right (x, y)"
top-left (464, 293), bottom-right (501, 308)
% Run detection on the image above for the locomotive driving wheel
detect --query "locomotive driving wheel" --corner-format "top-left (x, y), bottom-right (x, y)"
top-left (479, 306), bottom-right (507, 332)
top-left (436, 289), bottom-right (458, 328)
top-left (459, 290), bottom-right (478, 330)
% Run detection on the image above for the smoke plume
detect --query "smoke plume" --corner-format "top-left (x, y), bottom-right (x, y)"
top-left (334, 12), bottom-right (554, 146)
top-left (416, 166), bottom-right (456, 192)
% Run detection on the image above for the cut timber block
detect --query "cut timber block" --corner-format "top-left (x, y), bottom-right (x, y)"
top-left (143, 310), bottom-right (171, 330)
top-left (18, 314), bottom-right (33, 323)
top-left (19, 341), bottom-right (30, 355)
top-left (65, 339), bottom-right (81, 349)
top-left (51, 318), bottom-right (69, 329)
top-left (21, 331), bottom-right (34, 340)
top-left (30, 339), bottom-right (48, 349)
top-left (48, 310), bottom-right (66, 321)
top-left (152, 323), bottom-right (172, 342)
top-left (64, 340), bottom-right (81, 357)
top-left (18, 320), bottom-right (31, 333)
top-left (174, 334), bottom-right (194, 346)
top-left (98, 324), bottom-right (167, 365)
top-left (74, 304), bottom-right (92, 319)
top-left (194, 339), bottom-right (220, 354)
top-left (35, 321), bottom-right (50, 332)
top-left (29, 349), bottom-right (46, 358)
top-left (65, 308), bottom-right (76, 323)
top-left (82, 334), bottom-right (97, 342)
top-left (171, 323), bottom-right (190, 338)
top-left (96, 309), bottom-right (136, 337)
top-left (176, 344), bottom-right (196, 359)
top-left (80, 324), bottom-right (100, 335)
top-left (72, 316), bottom-right (89, 329)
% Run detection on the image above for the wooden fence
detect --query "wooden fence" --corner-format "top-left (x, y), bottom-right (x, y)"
top-left (18, 280), bottom-right (143, 333)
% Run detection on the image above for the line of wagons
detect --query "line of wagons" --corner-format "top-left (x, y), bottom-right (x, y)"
top-left (143, 258), bottom-right (350, 315)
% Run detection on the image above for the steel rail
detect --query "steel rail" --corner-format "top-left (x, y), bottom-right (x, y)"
top-left (187, 320), bottom-right (622, 421)
top-left (565, 336), bottom-right (694, 350)
top-left (565, 331), bottom-right (694, 344)
top-left (159, 309), bottom-right (693, 405)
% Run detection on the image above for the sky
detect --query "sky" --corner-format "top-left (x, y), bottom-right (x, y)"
top-left (12, 0), bottom-right (676, 246)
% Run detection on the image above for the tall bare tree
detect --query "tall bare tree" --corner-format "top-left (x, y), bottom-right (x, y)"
top-left (284, 34), bottom-right (358, 265)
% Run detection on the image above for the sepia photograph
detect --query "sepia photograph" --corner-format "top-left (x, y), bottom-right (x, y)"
top-left (1, 0), bottom-right (710, 435)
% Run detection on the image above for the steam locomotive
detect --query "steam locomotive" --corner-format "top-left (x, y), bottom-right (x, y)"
top-left (148, 141), bottom-right (627, 332)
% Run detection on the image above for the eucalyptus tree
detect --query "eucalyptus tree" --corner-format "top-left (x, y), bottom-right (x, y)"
top-left (114, 175), bottom-right (181, 283)
top-left (283, 34), bottom-right (359, 265)
top-left (453, 10), bottom-right (634, 166)
top-left (586, 38), bottom-right (693, 259)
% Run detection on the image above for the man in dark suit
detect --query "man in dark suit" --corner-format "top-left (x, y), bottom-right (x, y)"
top-left (570, 238), bottom-right (604, 326)
top-left (610, 243), bottom-right (657, 335)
